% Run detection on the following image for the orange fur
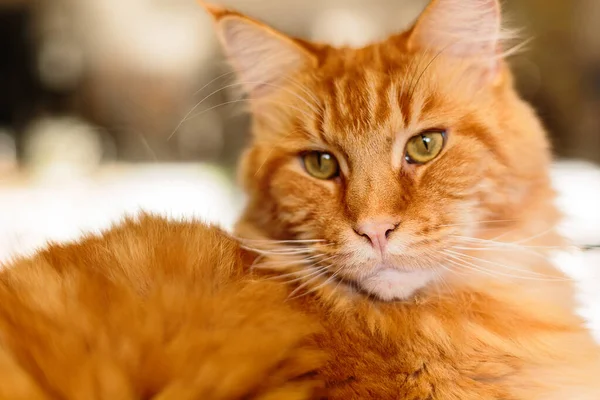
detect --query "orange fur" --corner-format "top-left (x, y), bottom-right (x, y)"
top-left (206, 0), bottom-right (600, 398)
top-left (0, 215), bottom-right (324, 400)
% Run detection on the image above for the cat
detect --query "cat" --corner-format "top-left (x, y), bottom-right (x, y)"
top-left (0, 0), bottom-right (599, 399)
top-left (204, 0), bottom-right (600, 398)
top-left (0, 215), bottom-right (325, 400)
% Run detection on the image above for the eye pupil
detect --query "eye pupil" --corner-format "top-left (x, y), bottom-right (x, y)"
top-left (405, 130), bottom-right (446, 165)
top-left (422, 135), bottom-right (430, 151)
top-left (302, 151), bottom-right (339, 180)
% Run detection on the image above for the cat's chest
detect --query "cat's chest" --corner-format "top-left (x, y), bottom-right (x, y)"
top-left (310, 305), bottom-right (519, 400)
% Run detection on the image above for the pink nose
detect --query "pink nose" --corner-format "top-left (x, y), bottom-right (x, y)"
top-left (354, 217), bottom-right (400, 254)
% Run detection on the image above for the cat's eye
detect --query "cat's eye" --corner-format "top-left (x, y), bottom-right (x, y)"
top-left (405, 130), bottom-right (446, 164)
top-left (302, 151), bottom-right (339, 180)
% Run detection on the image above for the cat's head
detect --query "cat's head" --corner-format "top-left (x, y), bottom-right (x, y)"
top-left (204, 0), bottom-right (557, 301)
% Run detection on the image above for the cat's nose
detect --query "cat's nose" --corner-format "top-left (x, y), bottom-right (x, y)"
top-left (354, 217), bottom-right (400, 255)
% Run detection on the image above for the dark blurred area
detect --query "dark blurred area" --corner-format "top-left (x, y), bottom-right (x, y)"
top-left (0, 0), bottom-right (599, 177)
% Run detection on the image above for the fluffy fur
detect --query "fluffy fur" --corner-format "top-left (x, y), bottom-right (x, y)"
top-left (0, 216), bottom-right (324, 400)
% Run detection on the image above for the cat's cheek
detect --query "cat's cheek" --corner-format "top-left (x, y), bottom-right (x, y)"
top-left (267, 165), bottom-right (345, 240)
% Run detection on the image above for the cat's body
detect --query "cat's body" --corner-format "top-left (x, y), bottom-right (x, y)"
top-left (0, 216), bottom-right (324, 400)
top-left (1, 0), bottom-right (600, 398)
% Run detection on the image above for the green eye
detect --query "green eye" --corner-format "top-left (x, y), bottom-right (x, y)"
top-left (405, 130), bottom-right (446, 164)
top-left (302, 151), bottom-right (339, 180)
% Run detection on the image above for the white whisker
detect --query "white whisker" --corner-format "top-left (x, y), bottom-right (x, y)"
top-left (286, 267), bottom-right (332, 300)
top-left (269, 267), bottom-right (328, 285)
top-left (238, 238), bottom-right (327, 244)
top-left (255, 254), bottom-right (336, 271)
top-left (445, 250), bottom-right (570, 280)
top-left (168, 79), bottom-right (318, 140)
top-left (288, 265), bottom-right (344, 300)
top-left (443, 252), bottom-right (570, 282)
top-left (251, 256), bottom-right (324, 271)
top-left (241, 246), bottom-right (318, 256)
top-left (193, 70), bottom-right (237, 96)
top-left (450, 235), bottom-right (568, 250)
top-left (438, 219), bottom-right (518, 228)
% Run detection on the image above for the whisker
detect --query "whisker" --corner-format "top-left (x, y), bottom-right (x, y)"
top-left (449, 239), bottom-right (565, 262)
top-left (445, 257), bottom-right (507, 279)
top-left (255, 254), bottom-right (337, 271)
top-left (193, 70), bottom-right (237, 96)
top-left (253, 127), bottom-right (307, 176)
top-left (408, 45), bottom-right (449, 101)
top-left (176, 97), bottom-right (315, 132)
top-left (450, 245), bottom-right (550, 261)
top-left (288, 266), bottom-right (344, 301)
top-left (510, 226), bottom-right (556, 245)
top-left (168, 79), bottom-right (318, 140)
top-left (437, 262), bottom-right (468, 278)
top-left (327, 266), bottom-right (346, 300)
top-left (281, 75), bottom-right (321, 109)
top-left (430, 267), bottom-right (460, 300)
top-left (450, 235), bottom-right (569, 250)
top-left (452, 240), bottom-right (548, 259)
top-left (263, 266), bottom-right (321, 281)
top-left (437, 219), bottom-right (519, 228)
top-left (251, 256), bottom-right (325, 271)
top-left (404, 42), bottom-right (433, 97)
top-left (443, 252), bottom-right (571, 282)
top-left (169, 82), bottom-right (246, 140)
top-left (241, 243), bottom-right (319, 251)
top-left (269, 267), bottom-right (328, 285)
top-left (286, 267), bottom-right (332, 300)
top-left (233, 80), bottom-right (321, 114)
top-left (241, 246), bottom-right (318, 256)
top-left (133, 129), bottom-right (159, 162)
top-left (445, 250), bottom-right (570, 280)
top-left (242, 246), bottom-right (314, 253)
top-left (243, 245), bottom-right (320, 253)
top-left (238, 238), bottom-right (327, 244)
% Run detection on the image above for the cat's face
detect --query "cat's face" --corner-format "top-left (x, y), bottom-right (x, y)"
top-left (206, 0), bottom-right (554, 300)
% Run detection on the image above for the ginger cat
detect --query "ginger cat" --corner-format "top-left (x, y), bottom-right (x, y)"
top-left (206, 0), bottom-right (600, 398)
top-left (0, 0), bottom-right (599, 399)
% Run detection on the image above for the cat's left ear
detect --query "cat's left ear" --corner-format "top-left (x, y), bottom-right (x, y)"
top-left (407, 0), bottom-right (505, 84)
top-left (201, 2), bottom-right (317, 98)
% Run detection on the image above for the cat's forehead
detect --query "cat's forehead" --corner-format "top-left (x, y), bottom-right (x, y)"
top-left (310, 50), bottom-right (446, 154)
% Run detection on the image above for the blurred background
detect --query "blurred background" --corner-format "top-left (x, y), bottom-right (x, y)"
top-left (1, 0), bottom-right (600, 171)
top-left (0, 0), bottom-right (599, 335)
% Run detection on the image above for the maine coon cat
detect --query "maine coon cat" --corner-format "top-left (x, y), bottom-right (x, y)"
top-left (0, 0), bottom-right (599, 399)
top-left (206, 0), bottom-right (600, 398)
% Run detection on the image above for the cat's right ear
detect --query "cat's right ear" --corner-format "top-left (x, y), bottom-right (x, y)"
top-left (407, 0), bottom-right (506, 84)
top-left (201, 2), bottom-right (317, 98)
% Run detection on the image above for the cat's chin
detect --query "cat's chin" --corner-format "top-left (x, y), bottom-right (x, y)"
top-left (358, 268), bottom-right (437, 301)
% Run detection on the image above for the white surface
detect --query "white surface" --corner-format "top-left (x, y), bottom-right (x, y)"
top-left (552, 161), bottom-right (600, 341)
top-left (0, 164), bottom-right (243, 262)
